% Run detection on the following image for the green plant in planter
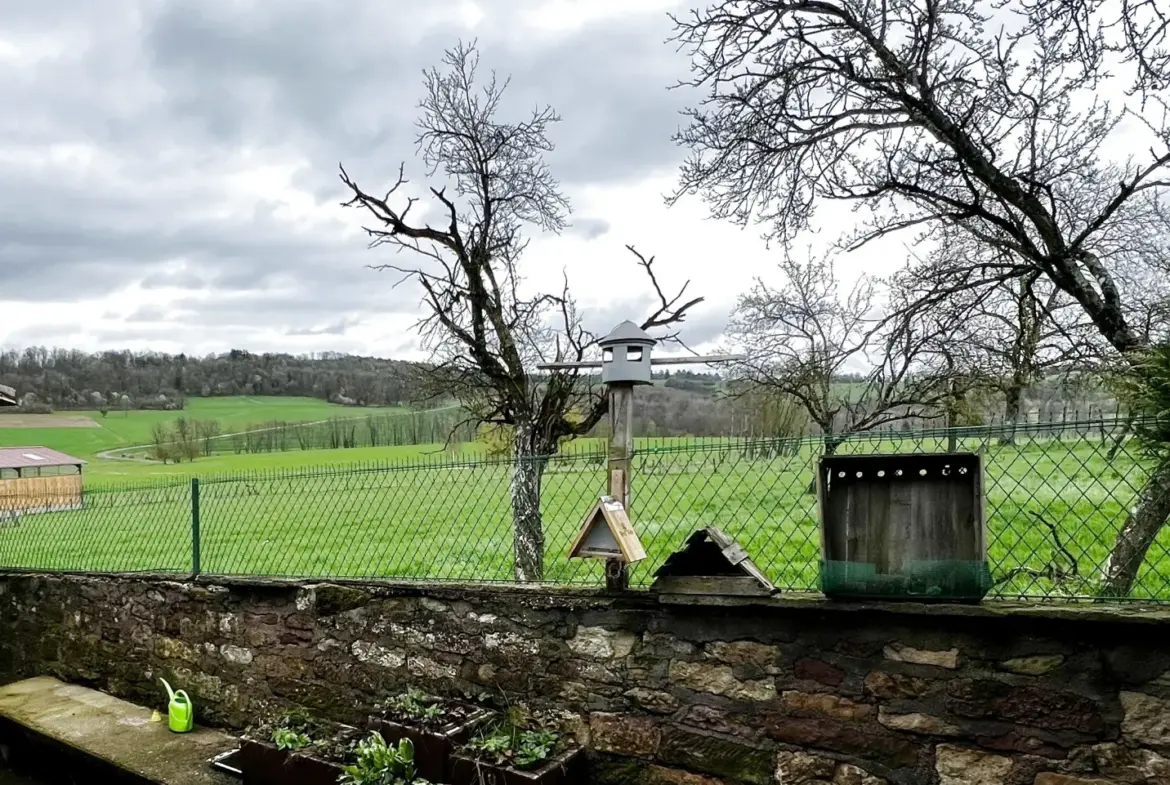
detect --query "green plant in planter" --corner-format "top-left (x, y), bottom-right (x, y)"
top-left (340, 733), bottom-right (429, 785)
top-left (466, 725), bottom-right (563, 771)
top-left (272, 727), bottom-right (314, 751)
top-left (380, 688), bottom-right (444, 725)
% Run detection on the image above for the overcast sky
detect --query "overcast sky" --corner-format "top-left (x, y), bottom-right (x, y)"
top-left (0, 0), bottom-right (908, 360)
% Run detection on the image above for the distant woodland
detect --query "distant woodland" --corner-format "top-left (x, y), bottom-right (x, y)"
top-left (0, 348), bottom-right (419, 409)
top-left (0, 346), bottom-right (1121, 441)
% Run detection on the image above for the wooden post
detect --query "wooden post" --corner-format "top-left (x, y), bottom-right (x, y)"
top-left (606, 383), bottom-right (634, 591)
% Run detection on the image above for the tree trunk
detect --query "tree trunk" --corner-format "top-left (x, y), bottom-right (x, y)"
top-left (511, 423), bottom-right (548, 582)
top-left (1000, 383), bottom-right (1024, 446)
top-left (807, 432), bottom-right (844, 494)
top-left (1098, 459), bottom-right (1170, 597)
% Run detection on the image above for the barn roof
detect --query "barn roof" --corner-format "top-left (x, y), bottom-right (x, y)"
top-left (0, 447), bottom-right (86, 470)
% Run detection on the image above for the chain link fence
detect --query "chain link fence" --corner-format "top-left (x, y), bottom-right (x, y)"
top-left (0, 418), bottom-right (1165, 601)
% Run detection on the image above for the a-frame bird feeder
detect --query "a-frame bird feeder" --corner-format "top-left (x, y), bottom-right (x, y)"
top-left (651, 526), bottom-right (775, 597)
top-left (567, 495), bottom-right (647, 564)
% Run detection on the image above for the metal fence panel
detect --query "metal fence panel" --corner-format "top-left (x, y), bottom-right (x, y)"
top-left (0, 419), bottom-right (1165, 602)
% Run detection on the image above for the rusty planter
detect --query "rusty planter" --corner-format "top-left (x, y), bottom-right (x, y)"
top-left (236, 738), bottom-right (346, 785)
top-left (448, 746), bottom-right (583, 785)
top-left (369, 703), bottom-right (492, 782)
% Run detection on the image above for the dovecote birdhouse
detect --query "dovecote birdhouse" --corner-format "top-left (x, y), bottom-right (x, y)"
top-left (599, 321), bottom-right (656, 385)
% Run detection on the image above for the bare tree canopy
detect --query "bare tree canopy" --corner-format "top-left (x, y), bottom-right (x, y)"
top-left (340, 42), bottom-right (701, 581)
top-left (673, 0), bottom-right (1170, 596)
top-left (729, 251), bottom-right (954, 448)
top-left (672, 0), bottom-right (1170, 355)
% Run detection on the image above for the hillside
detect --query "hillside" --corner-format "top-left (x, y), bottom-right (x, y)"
top-left (0, 348), bottom-right (420, 408)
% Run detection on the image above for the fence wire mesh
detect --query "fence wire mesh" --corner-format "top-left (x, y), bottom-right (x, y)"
top-left (0, 418), bottom-right (1165, 602)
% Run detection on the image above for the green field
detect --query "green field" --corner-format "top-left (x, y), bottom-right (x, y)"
top-left (1, 421), bottom-right (1166, 602)
top-left (0, 397), bottom-right (410, 480)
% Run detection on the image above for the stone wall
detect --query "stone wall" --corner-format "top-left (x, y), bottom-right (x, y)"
top-left (1, 574), bottom-right (1168, 784)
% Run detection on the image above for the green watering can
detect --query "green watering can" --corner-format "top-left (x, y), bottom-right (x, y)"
top-left (160, 678), bottom-right (194, 733)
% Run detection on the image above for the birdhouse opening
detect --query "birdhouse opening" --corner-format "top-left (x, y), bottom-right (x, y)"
top-left (627, 347), bottom-right (644, 362)
top-left (603, 348), bottom-right (614, 363)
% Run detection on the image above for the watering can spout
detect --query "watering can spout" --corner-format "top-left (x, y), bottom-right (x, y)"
top-left (159, 678), bottom-right (176, 702)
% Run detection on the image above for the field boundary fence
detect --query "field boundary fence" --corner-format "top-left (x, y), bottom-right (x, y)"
top-left (0, 417), bottom-right (1166, 603)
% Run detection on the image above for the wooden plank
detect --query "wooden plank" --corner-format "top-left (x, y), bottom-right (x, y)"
top-left (0, 474), bottom-right (83, 515)
top-left (820, 454), bottom-right (986, 572)
top-left (600, 497), bottom-right (646, 563)
top-left (652, 575), bottom-right (774, 597)
top-left (606, 384), bottom-right (635, 589)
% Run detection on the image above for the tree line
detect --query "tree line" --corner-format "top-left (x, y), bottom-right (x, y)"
top-left (0, 348), bottom-right (421, 409)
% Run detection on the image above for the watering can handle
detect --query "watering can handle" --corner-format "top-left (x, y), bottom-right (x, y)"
top-left (175, 690), bottom-right (191, 705)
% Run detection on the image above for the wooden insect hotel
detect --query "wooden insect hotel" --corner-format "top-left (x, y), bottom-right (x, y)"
top-left (817, 453), bottom-right (990, 602)
top-left (0, 447), bottom-right (85, 519)
top-left (568, 496), bottom-right (646, 565)
top-left (652, 526), bottom-right (775, 596)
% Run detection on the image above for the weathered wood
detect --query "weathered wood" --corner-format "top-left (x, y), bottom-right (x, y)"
top-left (0, 474), bottom-right (83, 516)
top-left (818, 453), bottom-right (987, 600)
top-left (652, 526), bottom-right (775, 595)
top-left (606, 384), bottom-right (635, 590)
top-left (567, 496), bottom-right (646, 563)
top-left (0, 383), bottom-right (15, 407)
top-left (652, 575), bottom-right (775, 597)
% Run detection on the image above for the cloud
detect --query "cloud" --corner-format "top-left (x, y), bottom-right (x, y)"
top-left (0, 0), bottom-right (737, 358)
top-left (568, 218), bottom-right (612, 241)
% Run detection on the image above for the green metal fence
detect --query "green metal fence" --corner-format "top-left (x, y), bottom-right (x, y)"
top-left (0, 418), bottom-right (1165, 602)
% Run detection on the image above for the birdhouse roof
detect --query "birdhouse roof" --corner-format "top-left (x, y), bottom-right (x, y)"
top-left (599, 320), bottom-right (656, 347)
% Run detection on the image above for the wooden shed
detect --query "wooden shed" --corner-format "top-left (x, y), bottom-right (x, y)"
top-left (0, 447), bottom-right (85, 517)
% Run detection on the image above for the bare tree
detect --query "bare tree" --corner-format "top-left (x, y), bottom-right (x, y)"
top-left (673, 0), bottom-right (1170, 596)
top-left (341, 42), bottom-right (700, 581)
top-left (893, 233), bottom-right (1103, 440)
top-left (729, 251), bottom-right (954, 460)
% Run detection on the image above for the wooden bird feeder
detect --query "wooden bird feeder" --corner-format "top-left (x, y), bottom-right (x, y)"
top-left (817, 452), bottom-right (990, 602)
top-left (568, 496), bottom-right (647, 564)
top-left (651, 526), bottom-right (775, 596)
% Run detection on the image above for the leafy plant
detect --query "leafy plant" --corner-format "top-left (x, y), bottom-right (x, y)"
top-left (272, 727), bottom-right (313, 751)
top-left (465, 724), bottom-right (563, 771)
top-left (340, 733), bottom-right (429, 785)
top-left (380, 689), bottom-right (444, 725)
top-left (1116, 344), bottom-right (1170, 458)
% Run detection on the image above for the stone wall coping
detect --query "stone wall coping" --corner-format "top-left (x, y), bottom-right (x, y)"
top-left (3, 569), bottom-right (1169, 627)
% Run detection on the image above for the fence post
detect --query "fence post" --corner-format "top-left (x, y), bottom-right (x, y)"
top-left (191, 478), bottom-right (201, 578)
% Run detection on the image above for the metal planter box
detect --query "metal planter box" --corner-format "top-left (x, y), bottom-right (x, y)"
top-left (448, 746), bottom-right (584, 785)
top-left (817, 452), bottom-right (990, 602)
top-left (369, 702), bottom-right (493, 782)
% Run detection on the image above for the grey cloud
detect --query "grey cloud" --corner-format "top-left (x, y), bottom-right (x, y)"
top-left (286, 317), bottom-right (364, 337)
top-left (125, 305), bottom-right (173, 323)
top-left (0, 0), bottom-right (694, 351)
top-left (569, 218), bottom-right (612, 241)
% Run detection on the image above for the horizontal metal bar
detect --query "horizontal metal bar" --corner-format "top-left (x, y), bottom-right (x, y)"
top-left (535, 354), bottom-right (744, 371)
top-left (535, 362), bottom-right (604, 370)
top-left (650, 354), bottom-right (745, 365)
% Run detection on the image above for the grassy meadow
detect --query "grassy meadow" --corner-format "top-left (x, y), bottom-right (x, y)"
top-left (0, 397), bottom-right (410, 480)
top-left (1, 410), bottom-right (1165, 601)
